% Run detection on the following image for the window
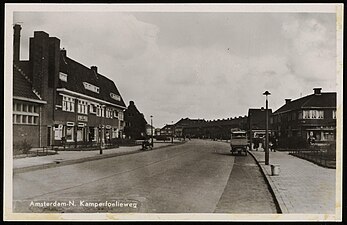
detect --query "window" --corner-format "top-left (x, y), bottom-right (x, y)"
top-left (110, 93), bottom-right (121, 101)
top-left (13, 102), bottom-right (39, 125)
top-left (114, 111), bottom-right (119, 118)
top-left (333, 110), bottom-right (336, 119)
top-left (303, 110), bottom-right (324, 119)
top-left (90, 104), bottom-right (97, 114)
top-left (298, 111), bottom-right (303, 119)
top-left (59, 72), bottom-right (68, 82)
top-left (105, 108), bottom-right (114, 118)
top-left (303, 110), bottom-right (310, 119)
top-left (101, 107), bottom-right (105, 117)
top-left (83, 82), bottom-right (99, 93)
top-left (62, 96), bottom-right (75, 112)
top-left (118, 111), bottom-right (124, 120)
top-left (78, 99), bottom-right (88, 115)
top-left (96, 105), bottom-right (102, 117)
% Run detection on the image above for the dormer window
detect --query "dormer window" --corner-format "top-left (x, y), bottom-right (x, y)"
top-left (59, 72), bottom-right (68, 82)
top-left (83, 82), bottom-right (99, 93)
top-left (110, 93), bottom-right (121, 101)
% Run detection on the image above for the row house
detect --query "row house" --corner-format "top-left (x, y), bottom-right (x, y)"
top-left (182, 117), bottom-right (247, 139)
top-left (271, 88), bottom-right (336, 145)
top-left (12, 25), bottom-right (126, 148)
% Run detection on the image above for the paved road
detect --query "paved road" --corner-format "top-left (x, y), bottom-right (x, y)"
top-left (13, 139), bottom-right (277, 213)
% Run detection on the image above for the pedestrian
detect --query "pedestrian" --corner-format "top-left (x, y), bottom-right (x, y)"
top-left (253, 138), bottom-right (259, 151)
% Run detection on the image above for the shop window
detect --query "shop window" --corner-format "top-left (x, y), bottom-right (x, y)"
top-left (112, 128), bottom-right (118, 138)
top-left (77, 127), bottom-right (84, 142)
top-left (54, 125), bottom-right (63, 140)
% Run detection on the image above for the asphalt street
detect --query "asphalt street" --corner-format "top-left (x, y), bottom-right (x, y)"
top-left (13, 139), bottom-right (277, 213)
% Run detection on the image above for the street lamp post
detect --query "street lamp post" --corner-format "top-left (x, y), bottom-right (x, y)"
top-left (150, 115), bottom-right (153, 147)
top-left (171, 121), bottom-right (174, 144)
top-left (263, 91), bottom-right (271, 165)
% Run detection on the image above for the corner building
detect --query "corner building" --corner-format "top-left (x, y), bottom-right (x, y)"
top-left (12, 25), bottom-right (126, 148)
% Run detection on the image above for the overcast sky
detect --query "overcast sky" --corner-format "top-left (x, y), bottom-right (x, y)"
top-left (12, 8), bottom-right (337, 128)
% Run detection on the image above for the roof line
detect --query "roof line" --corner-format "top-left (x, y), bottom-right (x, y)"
top-left (13, 96), bottom-right (47, 104)
top-left (301, 94), bottom-right (315, 108)
top-left (13, 63), bottom-right (43, 100)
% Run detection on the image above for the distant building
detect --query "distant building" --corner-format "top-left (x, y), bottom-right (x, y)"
top-left (271, 88), bottom-right (336, 146)
top-left (248, 108), bottom-right (273, 139)
top-left (173, 118), bottom-right (205, 137)
top-left (182, 117), bottom-right (247, 139)
top-left (124, 101), bottom-right (147, 139)
top-left (145, 124), bottom-right (155, 137)
top-left (160, 124), bottom-right (175, 137)
top-left (12, 24), bottom-right (126, 148)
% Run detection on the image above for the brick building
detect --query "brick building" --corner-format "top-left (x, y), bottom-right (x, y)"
top-left (271, 88), bottom-right (336, 146)
top-left (12, 25), bottom-right (126, 148)
top-left (124, 101), bottom-right (147, 139)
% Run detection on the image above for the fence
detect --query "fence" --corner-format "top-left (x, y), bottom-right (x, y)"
top-left (289, 146), bottom-right (336, 168)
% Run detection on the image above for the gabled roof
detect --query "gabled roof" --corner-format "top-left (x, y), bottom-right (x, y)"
top-left (13, 64), bottom-right (42, 101)
top-left (274, 92), bottom-right (336, 114)
top-left (58, 54), bottom-right (126, 108)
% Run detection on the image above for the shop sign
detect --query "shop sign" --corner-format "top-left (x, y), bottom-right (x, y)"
top-left (78, 115), bottom-right (88, 122)
top-left (66, 122), bottom-right (75, 126)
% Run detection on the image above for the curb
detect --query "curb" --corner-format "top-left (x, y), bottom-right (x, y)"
top-left (247, 150), bottom-right (288, 214)
top-left (13, 142), bottom-right (184, 174)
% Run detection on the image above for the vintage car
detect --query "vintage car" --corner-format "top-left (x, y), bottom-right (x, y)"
top-left (230, 130), bottom-right (249, 156)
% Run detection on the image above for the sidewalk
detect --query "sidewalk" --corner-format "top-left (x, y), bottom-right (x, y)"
top-left (248, 149), bottom-right (336, 214)
top-left (13, 141), bottom-right (182, 174)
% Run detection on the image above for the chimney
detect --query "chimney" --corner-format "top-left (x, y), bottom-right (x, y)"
top-left (313, 88), bottom-right (322, 95)
top-left (13, 24), bottom-right (22, 62)
top-left (31, 31), bottom-right (50, 98)
top-left (91, 66), bottom-right (98, 73)
top-left (61, 48), bottom-right (67, 57)
top-left (285, 99), bottom-right (292, 104)
top-left (129, 101), bottom-right (134, 106)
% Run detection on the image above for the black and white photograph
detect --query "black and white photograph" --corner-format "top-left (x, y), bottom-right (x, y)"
top-left (3, 3), bottom-right (343, 221)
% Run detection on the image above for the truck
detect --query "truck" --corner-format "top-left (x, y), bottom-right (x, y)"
top-left (230, 130), bottom-right (249, 156)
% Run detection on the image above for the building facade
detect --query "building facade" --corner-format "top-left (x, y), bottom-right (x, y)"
top-left (271, 88), bottom-right (336, 146)
top-left (12, 25), bottom-right (126, 148)
top-left (124, 101), bottom-right (147, 139)
top-left (182, 117), bottom-right (247, 139)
